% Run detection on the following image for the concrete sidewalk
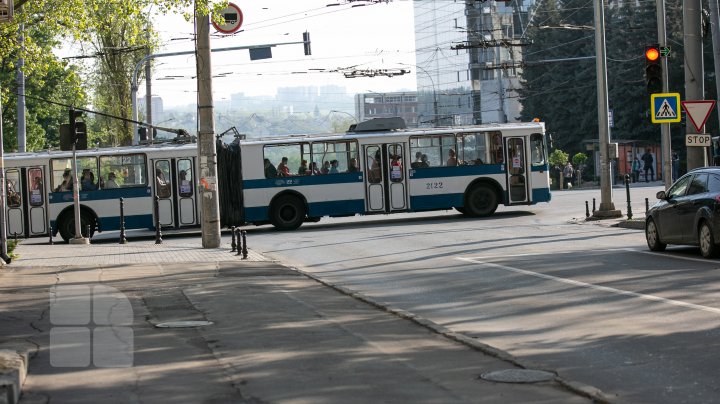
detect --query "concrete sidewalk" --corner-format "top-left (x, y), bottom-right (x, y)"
top-left (1, 237), bottom-right (606, 403)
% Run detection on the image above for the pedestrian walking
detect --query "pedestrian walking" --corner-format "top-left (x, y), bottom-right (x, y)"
top-left (563, 162), bottom-right (574, 189)
top-left (631, 156), bottom-right (641, 183)
top-left (641, 148), bottom-right (654, 182)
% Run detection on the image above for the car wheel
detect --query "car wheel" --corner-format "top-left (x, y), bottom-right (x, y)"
top-left (465, 185), bottom-right (498, 217)
top-left (270, 195), bottom-right (305, 230)
top-left (699, 221), bottom-right (718, 258)
top-left (645, 218), bottom-right (666, 252)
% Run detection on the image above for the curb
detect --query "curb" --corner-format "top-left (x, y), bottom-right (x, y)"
top-left (0, 341), bottom-right (34, 404)
top-left (289, 267), bottom-right (613, 403)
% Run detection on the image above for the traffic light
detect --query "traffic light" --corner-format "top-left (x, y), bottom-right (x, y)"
top-left (303, 31), bottom-right (311, 56)
top-left (60, 109), bottom-right (87, 151)
top-left (645, 44), bottom-right (662, 94)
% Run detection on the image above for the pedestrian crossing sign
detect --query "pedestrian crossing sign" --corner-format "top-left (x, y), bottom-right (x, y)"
top-left (650, 93), bottom-right (681, 123)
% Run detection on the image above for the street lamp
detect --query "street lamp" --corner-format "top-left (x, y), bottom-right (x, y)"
top-left (329, 110), bottom-right (358, 123)
top-left (399, 63), bottom-right (438, 127)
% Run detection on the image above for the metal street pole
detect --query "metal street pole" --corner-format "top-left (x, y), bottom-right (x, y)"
top-left (0, 86), bottom-right (8, 258)
top-left (69, 109), bottom-right (88, 244)
top-left (684, 0), bottom-right (707, 170)
top-left (195, 7), bottom-right (221, 248)
top-left (710, 0), bottom-right (720, 135)
top-left (657, 0), bottom-right (672, 188)
top-left (16, 20), bottom-right (25, 152)
top-left (592, 0), bottom-right (620, 218)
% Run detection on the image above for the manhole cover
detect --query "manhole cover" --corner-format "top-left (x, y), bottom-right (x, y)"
top-left (480, 369), bottom-right (556, 383)
top-left (155, 320), bottom-right (214, 328)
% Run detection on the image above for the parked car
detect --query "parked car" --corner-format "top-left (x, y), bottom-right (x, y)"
top-left (645, 167), bottom-right (720, 258)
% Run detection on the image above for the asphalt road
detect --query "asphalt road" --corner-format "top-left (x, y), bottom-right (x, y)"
top-left (243, 185), bottom-right (720, 404)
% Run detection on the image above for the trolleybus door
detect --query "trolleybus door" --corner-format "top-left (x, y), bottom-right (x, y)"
top-left (153, 159), bottom-right (175, 227)
top-left (4, 167), bottom-right (47, 238)
top-left (175, 158), bottom-right (198, 227)
top-left (26, 167), bottom-right (48, 236)
top-left (4, 168), bottom-right (24, 237)
top-left (505, 137), bottom-right (529, 204)
top-left (363, 143), bottom-right (408, 213)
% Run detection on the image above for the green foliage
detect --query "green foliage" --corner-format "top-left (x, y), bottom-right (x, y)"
top-left (572, 152), bottom-right (588, 167)
top-left (1, 0), bottom-right (220, 151)
top-left (548, 149), bottom-right (569, 168)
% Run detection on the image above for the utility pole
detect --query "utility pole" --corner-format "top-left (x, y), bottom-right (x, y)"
top-left (16, 19), bottom-right (25, 152)
top-left (195, 7), bottom-right (221, 248)
top-left (591, 0), bottom-right (620, 218)
top-left (685, 0), bottom-right (706, 170)
top-left (656, 0), bottom-right (672, 188)
top-left (0, 86), bottom-right (7, 259)
top-left (145, 26), bottom-right (153, 142)
top-left (708, 0), bottom-right (720, 138)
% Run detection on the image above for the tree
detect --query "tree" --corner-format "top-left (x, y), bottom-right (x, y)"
top-left (1, 0), bottom-right (224, 149)
top-left (518, 0), bottom-right (712, 160)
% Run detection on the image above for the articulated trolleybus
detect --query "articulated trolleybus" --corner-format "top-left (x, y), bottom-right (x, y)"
top-left (3, 118), bottom-right (550, 241)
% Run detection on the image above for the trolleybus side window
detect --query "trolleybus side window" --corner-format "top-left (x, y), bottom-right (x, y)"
top-left (457, 132), bottom-right (487, 165)
top-left (28, 168), bottom-right (43, 206)
top-left (366, 146), bottom-right (382, 183)
top-left (409, 135), bottom-right (457, 167)
top-left (489, 131), bottom-right (504, 164)
top-left (311, 140), bottom-right (357, 174)
top-left (155, 160), bottom-right (172, 198)
top-left (51, 157), bottom-right (98, 192)
top-left (264, 143), bottom-right (307, 177)
top-left (530, 133), bottom-right (546, 167)
top-left (6, 169), bottom-right (21, 208)
top-left (178, 159), bottom-right (193, 197)
top-left (99, 154), bottom-right (147, 188)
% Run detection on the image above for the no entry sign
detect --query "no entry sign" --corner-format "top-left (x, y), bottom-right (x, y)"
top-left (212, 3), bottom-right (243, 34)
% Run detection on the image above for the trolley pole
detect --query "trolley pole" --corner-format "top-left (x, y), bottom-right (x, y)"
top-left (195, 7), bottom-right (221, 248)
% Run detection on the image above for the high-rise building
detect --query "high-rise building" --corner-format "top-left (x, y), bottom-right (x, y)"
top-left (413, 1), bottom-right (529, 126)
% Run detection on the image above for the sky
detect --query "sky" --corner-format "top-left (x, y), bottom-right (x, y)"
top-left (143, 0), bottom-right (418, 107)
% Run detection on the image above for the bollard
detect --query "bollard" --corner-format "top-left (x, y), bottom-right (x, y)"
top-left (48, 223), bottom-right (54, 245)
top-left (624, 174), bottom-right (633, 220)
top-left (645, 197), bottom-right (649, 214)
top-left (230, 226), bottom-right (236, 252)
top-left (240, 229), bottom-right (242, 255)
top-left (585, 201), bottom-right (590, 218)
top-left (154, 196), bottom-right (163, 244)
top-left (241, 230), bottom-right (248, 260)
top-left (119, 198), bottom-right (127, 244)
top-left (592, 198), bottom-right (596, 212)
top-left (85, 224), bottom-right (91, 240)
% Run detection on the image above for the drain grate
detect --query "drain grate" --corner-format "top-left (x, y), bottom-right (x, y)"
top-left (480, 368), bottom-right (556, 383)
top-left (155, 320), bottom-right (214, 328)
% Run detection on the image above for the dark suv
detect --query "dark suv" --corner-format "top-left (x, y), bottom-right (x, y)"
top-left (646, 167), bottom-right (720, 258)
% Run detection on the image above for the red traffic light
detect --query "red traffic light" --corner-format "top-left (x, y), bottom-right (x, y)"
top-left (645, 46), bottom-right (660, 62)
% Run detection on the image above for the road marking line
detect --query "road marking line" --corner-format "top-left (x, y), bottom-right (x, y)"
top-left (457, 257), bottom-right (720, 315)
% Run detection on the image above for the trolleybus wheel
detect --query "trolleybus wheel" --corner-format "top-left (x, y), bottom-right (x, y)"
top-left (465, 185), bottom-right (498, 217)
top-left (58, 211), bottom-right (96, 242)
top-left (270, 195), bottom-right (305, 230)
